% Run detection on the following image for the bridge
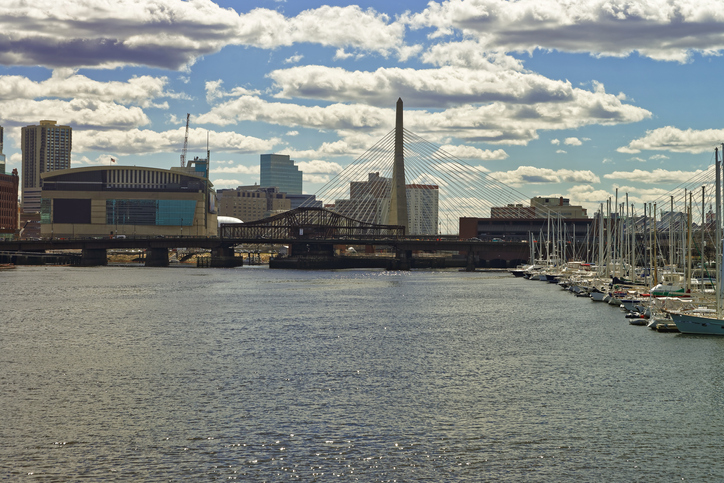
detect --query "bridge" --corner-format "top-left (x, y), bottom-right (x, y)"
top-left (0, 207), bottom-right (530, 269)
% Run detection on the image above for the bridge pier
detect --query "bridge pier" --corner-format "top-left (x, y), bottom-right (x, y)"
top-left (81, 248), bottom-right (108, 267)
top-left (387, 249), bottom-right (411, 271)
top-left (145, 248), bottom-right (170, 267)
top-left (209, 246), bottom-right (244, 268)
top-left (465, 250), bottom-right (476, 272)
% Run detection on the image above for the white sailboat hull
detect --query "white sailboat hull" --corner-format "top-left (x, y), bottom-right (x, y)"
top-left (671, 313), bottom-right (724, 335)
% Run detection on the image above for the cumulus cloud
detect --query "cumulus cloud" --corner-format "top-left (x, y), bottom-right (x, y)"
top-left (72, 127), bottom-right (279, 155)
top-left (269, 64), bottom-right (578, 108)
top-left (284, 53), bottom-right (304, 64)
top-left (296, 160), bottom-right (344, 174)
top-left (420, 40), bottom-right (524, 70)
top-left (551, 139), bottom-right (560, 145)
top-left (0, 1), bottom-right (415, 70)
top-left (205, 80), bottom-right (260, 104)
top-left (0, 98), bottom-right (149, 130)
top-left (564, 137), bottom-right (583, 146)
top-left (604, 168), bottom-right (705, 183)
top-left (487, 166), bottom-right (600, 186)
top-left (0, 70), bottom-right (174, 107)
top-left (438, 144), bottom-right (508, 161)
top-left (406, 0), bottom-right (724, 62)
top-left (618, 126), bottom-right (724, 154)
top-left (198, 82), bottom-right (650, 147)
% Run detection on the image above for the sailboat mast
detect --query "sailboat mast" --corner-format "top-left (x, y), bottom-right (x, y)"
top-left (653, 203), bottom-right (659, 284)
top-left (716, 147), bottom-right (722, 318)
top-left (669, 195), bottom-right (674, 265)
top-left (686, 192), bottom-right (694, 292)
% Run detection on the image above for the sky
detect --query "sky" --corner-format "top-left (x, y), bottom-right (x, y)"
top-left (1, 0), bottom-right (724, 217)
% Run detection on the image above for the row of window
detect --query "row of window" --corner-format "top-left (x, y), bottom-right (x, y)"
top-left (39, 198), bottom-right (197, 226)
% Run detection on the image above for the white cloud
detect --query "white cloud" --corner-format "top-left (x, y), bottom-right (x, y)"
top-left (0, 70), bottom-right (173, 107)
top-left (0, 98), bottom-right (150, 130)
top-left (630, 156), bottom-right (647, 162)
top-left (286, 130), bottom-right (299, 136)
top-left (296, 160), bottom-right (344, 174)
top-left (334, 48), bottom-right (353, 60)
top-left (551, 139), bottom-right (560, 145)
top-left (564, 137), bottom-right (583, 146)
top-left (618, 126), bottom-right (724, 154)
top-left (197, 83), bottom-right (650, 148)
top-left (269, 64), bottom-right (579, 108)
top-left (488, 166), bottom-right (600, 186)
top-left (438, 144), bottom-right (508, 161)
top-left (284, 53), bottom-right (304, 64)
top-left (72, 127), bottom-right (279, 155)
top-left (205, 80), bottom-right (260, 104)
top-left (420, 40), bottom-right (524, 71)
top-left (556, 149), bottom-right (567, 154)
top-left (0, 2), bottom-right (417, 70)
top-left (604, 168), bottom-right (705, 183)
top-left (406, 0), bottom-right (724, 62)
top-left (649, 154), bottom-right (670, 160)
top-left (303, 174), bottom-right (332, 184)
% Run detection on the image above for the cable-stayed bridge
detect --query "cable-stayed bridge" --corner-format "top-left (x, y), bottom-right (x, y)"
top-left (302, 98), bottom-right (535, 236)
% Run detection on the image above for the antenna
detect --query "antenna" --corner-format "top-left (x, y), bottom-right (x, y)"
top-left (180, 113), bottom-right (190, 167)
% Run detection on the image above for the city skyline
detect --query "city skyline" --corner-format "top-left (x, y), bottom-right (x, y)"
top-left (1, 0), bottom-right (723, 216)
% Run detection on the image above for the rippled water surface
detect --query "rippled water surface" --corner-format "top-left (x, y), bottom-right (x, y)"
top-left (3, 266), bottom-right (724, 481)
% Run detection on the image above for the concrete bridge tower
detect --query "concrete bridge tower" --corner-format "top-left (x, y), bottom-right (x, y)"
top-left (388, 98), bottom-right (409, 234)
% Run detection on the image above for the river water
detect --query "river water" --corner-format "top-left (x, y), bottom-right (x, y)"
top-left (2, 265), bottom-right (724, 481)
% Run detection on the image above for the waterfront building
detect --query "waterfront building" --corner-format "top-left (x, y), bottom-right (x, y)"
top-left (38, 161), bottom-right (217, 238)
top-left (217, 185), bottom-right (291, 222)
top-left (491, 197), bottom-right (587, 219)
top-left (21, 120), bottom-right (72, 213)
top-left (530, 197), bottom-right (587, 218)
top-left (260, 154), bottom-right (303, 195)
top-left (0, 168), bottom-right (19, 236)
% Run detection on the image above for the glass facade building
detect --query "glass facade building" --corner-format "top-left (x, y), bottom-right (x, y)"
top-left (260, 154), bottom-right (302, 195)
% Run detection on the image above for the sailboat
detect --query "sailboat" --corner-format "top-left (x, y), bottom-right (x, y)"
top-left (671, 146), bottom-right (724, 334)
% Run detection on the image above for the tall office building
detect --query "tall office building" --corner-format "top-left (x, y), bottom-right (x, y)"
top-left (0, 125), bottom-right (6, 174)
top-left (21, 120), bottom-right (72, 212)
top-left (260, 154), bottom-right (302, 195)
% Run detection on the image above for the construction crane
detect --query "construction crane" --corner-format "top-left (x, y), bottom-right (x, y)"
top-left (180, 113), bottom-right (190, 167)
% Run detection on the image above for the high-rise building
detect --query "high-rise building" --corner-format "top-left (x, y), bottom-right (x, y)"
top-left (0, 125), bottom-right (6, 174)
top-left (21, 120), bottom-right (72, 212)
top-left (407, 184), bottom-right (439, 235)
top-left (260, 154), bottom-right (302, 195)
